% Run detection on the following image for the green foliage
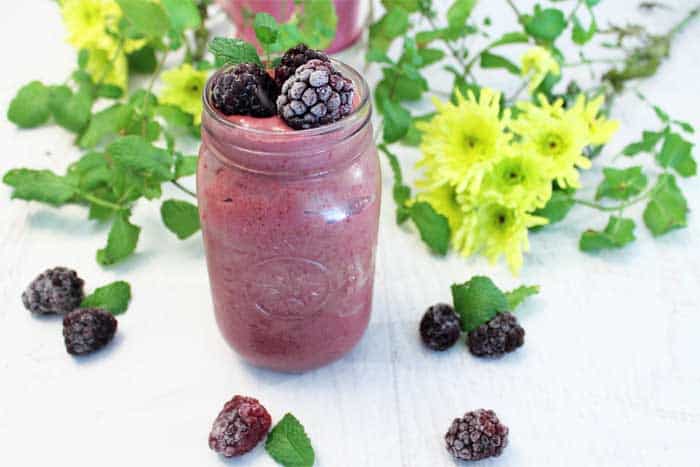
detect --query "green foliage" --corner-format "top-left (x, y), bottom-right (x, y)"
top-left (409, 202), bottom-right (451, 256)
top-left (505, 285), bottom-right (540, 310)
top-left (3, 169), bottom-right (77, 206)
top-left (265, 413), bottom-right (315, 467)
top-left (7, 81), bottom-right (52, 128)
top-left (643, 174), bottom-right (688, 236)
top-left (160, 0), bottom-right (201, 33)
top-left (97, 212), bottom-right (141, 266)
top-left (656, 132), bottom-right (696, 177)
top-left (81, 281), bottom-right (132, 315)
top-left (160, 199), bottom-right (201, 239)
top-left (533, 190), bottom-right (575, 226)
top-left (580, 216), bottom-right (636, 252)
top-left (524, 7), bottom-right (567, 43)
top-left (451, 276), bottom-right (509, 332)
top-left (595, 166), bottom-right (648, 201)
top-left (117, 0), bottom-right (170, 39)
top-left (480, 52), bottom-right (521, 75)
top-left (208, 37), bottom-right (262, 66)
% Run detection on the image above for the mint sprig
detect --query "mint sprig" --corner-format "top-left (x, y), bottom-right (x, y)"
top-left (81, 281), bottom-right (132, 315)
top-left (265, 413), bottom-right (315, 467)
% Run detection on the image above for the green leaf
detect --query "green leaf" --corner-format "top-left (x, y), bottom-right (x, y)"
top-left (96, 84), bottom-right (124, 99)
top-left (3, 169), bottom-right (77, 206)
top-left (79, 104), bottom-right (134, 148)
top-left (415, 26), bottom-right (477, 46)
top-left (380, 67), bottom-right (428, 101)
top-left (643, 174), bottom-right (688, 236)
top-left (580, 216), bottom-right (636, 252)
top-left (451, 276), bottom-right (508, 332)
top-left (81, 281), bottom-right (132, 315)
top-left (78, 49), bottom-right (90, 69)
top-left (254, 12), bottom-right (279, 45)
top-left (161, 0), bottom-right (201, 33)
top-left (107, 135), bottom-right (173, 181)
top-left (595, 166), bottom-right (648, 201)
top-left (377, 91), bottom-right (411, 143)
top-left (117, 0), bottom-right (170, 38)
top-left (265, 413), bottom-right (315, 467)
top-left (49, 86), bottom-right (93, 133)
top-left (672, 119), bottom-right (695, 134)
top-left (417, 48), bottom-right (445, 67)
top-left (480, 51), bottom-right (521, 75)
top-left (622, 130), bottom-right (664, 156)
top-left (128, 46), bottom-right (158, 74)
top-left (160, 199), bottom-right (200, 240)
top-left (368, 9), bottom-right (409, 54)
top-left (409, 202), bottom-right (450, 256)
top-left (7, 81), bottom-right (51, 128)
top-left (525, 7), bottom-right (567, 42)
top-left (505, 285), bottom-right (540, 310)
top-left (447, 0), bottom-right (477, 29)
top-left (653, 105), bottom-right (670, 123)
top-left (488, 31), bottom-right (530, 48)
top-left (175, 155), bottom-right (198, 178)
top-left (572, 13), bottom-right (597, 45)
top-left (656, 132), bottom-right (696, 177)
top-left (532, 190), bottom-right (575, 227)
top-left (298, 0), bottom-right (338, 50)
top-left (401, 113), bottom-right (434, 146)
top-left (97, 212), bottom-right (141, 266)
top-left (381, 0), bottom-right (420, 11)
top-left (208, 37), bottom-right (262, 66)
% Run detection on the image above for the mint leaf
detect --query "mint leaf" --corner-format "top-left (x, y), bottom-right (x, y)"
top-left (208, 37), bottom-right (262, 66)
top-left (297, 0), bottom-right (337, 50)
top-left (572, 14), bottom-right (597, 45)
top-left (480, 51), bottom-right (521, 75)
top-left (381, 0), bottom-right (420, 12)
top-left (532, 190), bottom-right (575, 227)
top-left (254, 12), bottom-right (279, 45)
top-left (656, 132), bottom-right (696, 177)
top-left (505, 285), bottom-right (540, 310)
top-left (409, 202), bottom-right (450, 256)
top-left (128, 46), bottom-right (158, 74)
top-left (451, 276), bottom-right (508, 332)
top-left (175, 155), bottom-right (198, 178)
top-left (622, 130), bottom-right (664, 156)
top-left (81, 281), bottom-right (132, 315)
top-left (368, 9), bottom-right (409, 55)
top-left (7, 81), bottom-right (51, 128)
top-left (488, 31), bottom-right (530, 48)
top-left (97, 212), bottom-right (141, 265)
top-left (376, 88), bottom-right (410, 143)
top-left (379, 67), bottom-right (427, 101)
top-left (49, 86), bottom-right (93, 133)
top-left (447, 0), bottom-right (477, 29)
top-left (79, 104), bottom-right (134, 148)
top-left (3, 169), bottom-right (77, 206)
top-left (108, 135), bottom-right (173, 181)
top-left (117, 0), bottom-right (170, 39)
top-left (595, 166), bottom-right (648, 201)
top-left (265, 413), bottom-right (315, 467)
top-left (525, 7), bottom-right (567, 42)
top-left (161, 0), bottom-right (201, 33)
top-left (96, 84), bottom-right (124, 99)
top-left (160, 199), bottom-right (200, 239)
top-left (672, 119), bottom-right (695, 134)
top-left (643, 174), bottom-right (688, 236)
top-left (580, 216), bottom-right (636, 251)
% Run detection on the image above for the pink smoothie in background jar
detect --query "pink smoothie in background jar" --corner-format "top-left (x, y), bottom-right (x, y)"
top-left (197, 61), bottom-right (380, 372)
top-left (218, 0), bottom-right (363, 53)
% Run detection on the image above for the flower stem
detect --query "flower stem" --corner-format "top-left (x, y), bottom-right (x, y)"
top-left (574, 189), bottom-right (652, 212)
top-left (171, 180), bottom-right (197, 198)
top-left (669, 6), bottom-right (700, 38)
top-left (505, 0), bottom-right (522, 19)
top-left (80, 192), bottom-right (127, 211)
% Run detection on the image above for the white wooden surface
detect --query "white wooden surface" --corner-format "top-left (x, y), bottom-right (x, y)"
top-left (1, 1), bottom-right (699, 466)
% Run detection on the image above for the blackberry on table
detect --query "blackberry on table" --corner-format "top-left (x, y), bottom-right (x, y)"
top-left (445, 409), bottom-right (509, 461)
top-left (211, 63), bottom-right (279, 117)
top-left (63, 308), bottom-right (117, 355)
top-left (419, 303), bottom-right (462, 351)
top-left (209, 395), bottom-right (272, 457)
top-left (274, 43), bottom-right (329, 88)
top-left (467, 312), bottom-right (525, 357)
top-left (276, 59), bottom-right (354, 130)
top-left (22, 266), bottom-right (84, 315)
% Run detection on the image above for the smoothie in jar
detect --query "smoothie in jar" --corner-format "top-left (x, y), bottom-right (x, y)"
top-left (198, 52), bottom-right (380, 372)
top-left (218, 0), bottom-right (363, 53)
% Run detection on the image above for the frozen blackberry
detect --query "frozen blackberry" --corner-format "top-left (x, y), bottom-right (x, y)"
top-left (63, 308), bottom-right (117, 355)
top-left (22, 267), bottom-right (85, 315)
top-left (446, 409), bottom-right (509, 461)
top-left (420, 303), bottom-right (462, 351)
top-left (211, 63), bottom-right (279, 117)
top-left (467, 312), bottom-right (525, 357)
top-left (276, 59), bottom-right (354, 130)
top-left (209, 395), bottom-right (272, 457)
top-left (274, 43), bottom-right (330, 88)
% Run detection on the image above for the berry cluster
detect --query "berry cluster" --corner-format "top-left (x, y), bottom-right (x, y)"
top-left (210, 44), bottom-right (354, 129)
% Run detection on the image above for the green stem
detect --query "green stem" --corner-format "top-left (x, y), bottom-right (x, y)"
top-left (507, 79), bottom-right (529, 104)
top-left (193, 1), bottom-right (211, 62)
top-left (171, 180), bottom-right (197, 198)
top-left (566, 0), bottom-right (584, 23)
top-left (141, 50), bottom-right (169, 136)
top-left (669, 6), bottom-right (700, 38)
top-left (563, 58), bottom-right (623, 67)
top-left (574, 189), bottom-right (652, 212)
top-left (505, 0), bottom-right (522, 19)
top-left (424, 14), bottom-right (468, 77)
top-left (80, 192), bottom-right (126, 211)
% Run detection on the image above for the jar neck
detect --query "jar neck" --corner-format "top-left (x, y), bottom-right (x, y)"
top-left (201, 61), bottom-right (373, 178)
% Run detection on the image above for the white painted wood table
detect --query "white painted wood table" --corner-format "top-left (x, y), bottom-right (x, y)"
top-left (1, 1), bottom-right (698, 466)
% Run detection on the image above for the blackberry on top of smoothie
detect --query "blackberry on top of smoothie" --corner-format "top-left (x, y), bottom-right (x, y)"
top-left (209, 44), bottom-right (355, 130)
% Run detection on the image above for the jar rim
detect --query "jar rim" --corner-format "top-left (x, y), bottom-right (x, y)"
top-left (201, 58), bottom-right (371, 137)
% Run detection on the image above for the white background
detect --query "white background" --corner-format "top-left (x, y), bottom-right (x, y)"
top-left (1, 1), bottom-right (699, 466)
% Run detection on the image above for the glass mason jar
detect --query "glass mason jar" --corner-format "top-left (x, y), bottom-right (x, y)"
top-left (197, 61), bottom-right (380, 372)
top-left (218, 0), bottom-right (364, 53)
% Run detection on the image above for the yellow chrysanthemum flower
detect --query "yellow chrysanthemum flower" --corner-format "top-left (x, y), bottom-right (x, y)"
top-left (416, 89), bottom-right (510, 192)
top-left (511, 95), bottom-right (590, 189)
top-left (416, 184), bottom-right (464, 235)
top-left (521, 46), bottom-right (560, 93)
top-left (454, 198), bottom-right (547, 274)
top-left (85, 44), bottom-right (128, 90)
top-left (571, 94), bottom-right (620, 145)
top-left (62, 0), bottom-right (121, 51)
top-left (159, 64), bottom-right (209, 125)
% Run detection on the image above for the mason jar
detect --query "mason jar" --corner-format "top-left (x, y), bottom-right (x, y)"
top-left (197, 61), bottom-right (380, 372)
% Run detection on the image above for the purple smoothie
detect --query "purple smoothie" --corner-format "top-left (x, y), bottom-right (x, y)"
top-left (218, 0), bottom-right (363, 53)
top-left (197, 62), bottom-right (380, 372)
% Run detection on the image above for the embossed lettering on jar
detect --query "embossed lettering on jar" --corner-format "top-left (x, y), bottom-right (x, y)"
top-left (197, 61), bottom-right (380, 372)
